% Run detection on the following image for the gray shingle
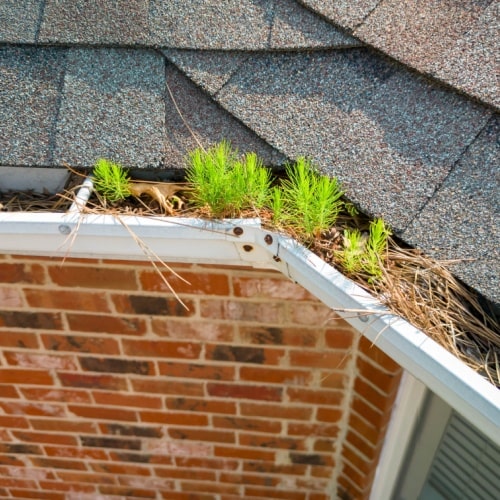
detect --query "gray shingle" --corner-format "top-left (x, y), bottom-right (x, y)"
top-left (162, 64), bottom-right (285, 168)
top-left (149, 0), bottom-right (273, 49)
top-left (355, 0), bottom-right (490, 66)
top-left (428, 3), bottom-right (500, 109)
top-left (54, 49), bottom-right (165, 168)
top-left (163, 50), bottom-right (250, 95)
top-left (0, 0), bottom-right (42, 43)
top-left (402, 116), bottom-right (500, 304)
top-left (216, 49), bottom-right (491, 231)
top-left (298, 0), bottom-right (380, 29)
top-left (38, 0), bottom-right (151, 45)
top-left (0, 47), bottom-right (66, 165)
top-left (271, 1), bottom-right (362, 49)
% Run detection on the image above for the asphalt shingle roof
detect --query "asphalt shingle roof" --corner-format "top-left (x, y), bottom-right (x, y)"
top-left (0, 0), bottom-right (498, 306)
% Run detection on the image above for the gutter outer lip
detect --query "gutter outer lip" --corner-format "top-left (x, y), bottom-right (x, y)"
top-left (0, 209), bottom-right (498, 445)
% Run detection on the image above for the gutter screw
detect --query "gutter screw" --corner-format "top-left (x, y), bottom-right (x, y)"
top-left (233, 227), bottom-right (243, 236)
top-left (58, 224), bottom-right (71, 235)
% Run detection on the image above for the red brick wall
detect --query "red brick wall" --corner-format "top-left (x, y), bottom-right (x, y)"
top-left (0, 255), bottom-right (402, 499)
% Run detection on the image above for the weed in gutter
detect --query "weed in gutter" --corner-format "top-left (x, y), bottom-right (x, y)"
top-left (86, 145), bottom-right (499, 386)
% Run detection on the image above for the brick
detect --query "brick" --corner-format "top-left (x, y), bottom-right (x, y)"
top-left (68, 405), bottom-right (137, 422)
top-left (166, 397), bottom-right (237, 415)
top-left (119, 475), bottom-right (176, 490)
top-left (99, 423), bottom-right (163, 438)
top-left (98, 485), bottom-right (156, 498)
top-left (10, 490), bottom-right (65, 500)
top-left (81, 436), bottom-right (141, 450)
top-left (56, 471), bottom-right (117, 485)
top-left (239, 433), bottom-right (305, 451)
top-left (219, 471), bottom-right (279, 487)
top-left (91, 461), bottom-right (152, 476)
top-left (287, 388), bottom-right (343, 406)
top-left (41, 334), bottom-right (120, 355)
top-left (340, 461), bottom-right (375, 490)
top-left (288, 423), bottom-right (339, 439)
top-left (0, 479), bottom-right (36, 491)
top-left (0, 385), bottom-right (19, 398)
top-left (345, 431), bottom-right (379, 461)
top-left (140, 411), bottom-right (208, 426)
top-left (356, 356), bottom-right (402, 394)
top-left (239, 326), bottom-right (319, 347)
top-left (0, 401), bottom-right (65, 417)
top-left (351, 396), bottom-right (386, 427)
top-left (174, 456), bottom-right (239, 471)
top-left (4, 352), bottom-right (78, 371)
top-left (213, 416), bottom-right (281, 434)
top-left (152, 318), bottom-right (235, 341)
top-left (93, 391), bottom-right (162, 409)
top-left (324, 328), bottom-right (355, 349)
top-left (0, 456), bottom-right (25, 466)
top-left (44, 446), bottom-right (107, 460)
top-left (58, 372), bottom-right (127, 391)
top-left (0, 286), bottom-right (23, 307)
top-left (0, 368), bottom-right (54, 385)
top-left (21, 387), bottom-right (92, 404)
top-left (214, 446), bottom-right (276, 462)
top-left (31, 420), bottom-right (97, 434)
top-left (169, 428), bottom-right (235, 444)
top-left (206, 344), bottom-right (283, 365)
top-left (0, 415), bottom-right (29, 429)
top-left (208, 383), bottom-right (282, 402)
top-left (112, 294), bottom-right (195, 316)
top-left (358, 337), bottom-right (401, 373)
top-left (0, 310), bottom-right (62, 330)
top-left (244, 486), bottom-right (306, 499)
top-left (160, 491), bottom-right (214, 500)
top-left (240, 366), bottom-right (311, 385)
top-left (123, 338), bottom-right (201, 359)
top-left (0, 443), bottom-right (41, 454)
top-left (232, 276), bottom-right (314, 301)
top-left (200, 299), bottom-right (286, 324)
top-left (180, 480), bottom-right (240, 495)
top-left (111, 452), bottom-right (154, 464)
top-left (316, 407), bottom-right (343, 423)
top-left (38, 480), bottom-right (95, 493)
top-left (145, 439), bottom-right (212, 457)
top-left (240, 403), bottom-right (313, 421)
top-left (354, 377), bottom-right (397, 411)
top-left (342, 444), bottom-right (374, 475)
top-left (66, 313), bottom-right (147, 336)
top-left (319, 370), bottom-right (347, 389)
top-left (289, 350), bottom-right (350, 369)
top-left (288, 303), bottom-right (338, 325)
top-left (48, 265), bottom-right (137, 290)
top-left (24, 288), bottom-right (110, 312)
top-left (0, 263), bottom-right (45, 284)
top-left (140, 270), bottom-right (229, 295)
top-left (158, 361), bottom-right (235, 381)
top-left (0, 330), bottom-right (39, 349)
top-left (12, 431), bottom-right (77, 446)
top-left (243, 461), bottom-right (307, 476)
top-left (30, 461), bottom-right (72, 479)
top-left (314, 439), bottom-right (336, 453)
top-left (132, 376), bottom-right (204, 395)
top-left (154, 467), bottom-right (216, 481)
top-left (80, 356), bottom-right (154, 375)
top-left (348, 411), bottom-right (385, 446)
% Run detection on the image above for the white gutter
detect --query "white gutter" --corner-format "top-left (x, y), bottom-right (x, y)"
top-left (0, 208), bottom-right (498, 445)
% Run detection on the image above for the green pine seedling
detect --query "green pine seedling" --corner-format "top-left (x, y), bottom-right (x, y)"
top-left (362, 218), bottom-right (391, 280)
top-left (280, 157), bottom-right (344, 239)
top-left (186, 141), bottom-right (271, 217)
top-left (92, 158), bottom-right (132, 203)
top-left (337, 228), bottom-right (366, 274)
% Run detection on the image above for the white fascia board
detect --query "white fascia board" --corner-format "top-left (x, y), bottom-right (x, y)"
top-left (0, 212), bottom-right (498, 444)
